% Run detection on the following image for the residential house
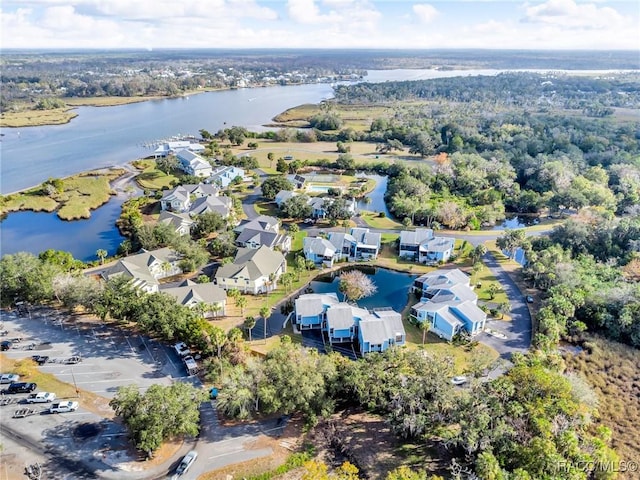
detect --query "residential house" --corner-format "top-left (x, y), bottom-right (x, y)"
top-left (161, 279), bottom-right (227, 317)
top-left (293, 294), bottom-right (406, 355)
top-left (177, 150), bottom-right (213, 178)
top-left (307, 197), bottom-right (357, 219)
top-left (234, 215), bottom-right (291, 252)
top-left (188, 195), bottom-right (233, 218)
top-left (102, 248), bottom-right (182, 293)
top-left (214, 245), bottom-right (286, 295)
top-left (399, 228), bottom-right (455, 263)
top-left (208, 166), bottom-right (246, 188)
top-left (160, 187), bottom-right (192, 212)
top-left (158, 211), bottom-right (195, 236)
top-left (303, 237), bottom-right (338, 267)
top-left (274, 190), bottom-right (297, 208)
top-left (410, 268), bottom-right (486, 341)
top-left (153, 141), bottom-right (205, 158)
top-left (328, 228), bottom-right (380, 261)
top-left (358, 309), bottom-right (406, 355)
top-left (294, 293), bottom-right (340, 330)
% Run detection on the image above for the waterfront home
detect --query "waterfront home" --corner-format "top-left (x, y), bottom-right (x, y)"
top-left (275, 190), bottom-right (297, 208)
top-left (399, 228), bottom-right (455, 263)
top-left (327, 228), bottom-right (381, 261)
top-left (160, 183), bottom-right (220, 212)
top-left (307, 197), bottom-right (357, 219)
top-left (161, 279), bottom-right (226, 317)
top-left (294, 293), bottom-right (340, 330)
top-left (177, 150), bottom-right (213, 178)
top-left (214, 245), bottom-right (286, 295)
top-left (153, 141), bottom-right (205, 158)
top-left (102, 247), bottom-right (182, 293)
top-left (234, 215), bottom-right (290, 252)
top-left (410, 268), bottom-right (486, 341)
top-left (303, 237), bottom-right (338, 267)
top-left (358, 309), bottom-right (406, 355)
top-left (293, 294), bottom-right (406, 355)
top-left (158, 211), bottom-right (195, 236)
top-left (208, 166), bottom-right (246, 188)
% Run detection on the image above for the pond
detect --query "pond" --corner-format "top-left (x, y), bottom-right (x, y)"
top-left (356, 173), bottom-right (391, 218)
top-left (0, 195), bottom-right (126, 262)
top-left (490, 214), bottom-right (540, 230)
top-left (309, 266), bottom-right (417, 312)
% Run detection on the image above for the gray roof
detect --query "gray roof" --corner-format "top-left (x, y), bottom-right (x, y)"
top-left (420, 237), bottom-right (455, 253)
top-left (425, 283), bottom-right (477, 304)
top-left (326, 304), bottom-right (358, 330)
top-left (360, 309), bottom-right (405, 345)
top-left (415, 268), bottom-right (470, 288)
top-left (103, 248), bottom-right (180, 288)
top-left (182, 184), bottom-right (220, 197)
top-left (451, 300), bottom-right (487, 325)
top-left (161, 282), bottom-right (227, 306)
top-left (303, 237), bottom-right (336, 257)
top-left (275, 190), bottom-right (297, 204)
top-left (234, 215), bottom-right (280, 234)
top-left (215, 245), bottom-right (285, 282)
top-left (400, 228), bottom-right (433, 246)
top-left (189, 196), bottom-right (232, 216)
top-left (158, 210), bottom-right (195, 230)
top-left (351, 228), bottom-right (381, 247)
top-left (328, 232), bottom-right (356, 251)
top-left (237, 228), bottom-right (288, 249)
top-left (161, 186), bottom-right (190, 203)
top-left (295, 293), bottom-right (340, 318)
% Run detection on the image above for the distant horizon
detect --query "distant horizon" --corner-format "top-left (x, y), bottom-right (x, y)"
top-left (2, 1), bottom-right (638, 50)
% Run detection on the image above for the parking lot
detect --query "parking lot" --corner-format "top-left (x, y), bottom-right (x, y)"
top-left (0, 307), bottom-right (196, 479)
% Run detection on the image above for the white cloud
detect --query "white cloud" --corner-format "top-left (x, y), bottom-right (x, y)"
top-left (523, 0), bottom-right (628, 29)
top-left (413, 3), bottom-right (438, 24)
top-left (287, 0), bottom-right (338, 24)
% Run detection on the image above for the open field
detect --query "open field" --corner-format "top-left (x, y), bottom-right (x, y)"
top-left (132, 159), bottom-right (181, 190)
top-left (0, 168), bottom-right (125, 220)
top-left (359, 210), bottom-right (402, 229)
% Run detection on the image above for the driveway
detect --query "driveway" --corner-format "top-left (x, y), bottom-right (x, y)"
top-left (474, 252), bottom-right (532, 359)
top-left (241, 169), bottom-right (268, 220)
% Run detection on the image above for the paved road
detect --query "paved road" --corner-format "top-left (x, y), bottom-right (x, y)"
top-left (241, 169), bottom-right (268, 220)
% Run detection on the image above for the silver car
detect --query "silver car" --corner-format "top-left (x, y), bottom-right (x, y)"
top-left (175, 450), bottom-right (198, 476)
top-left (0, 374), bottom-right (20, 384)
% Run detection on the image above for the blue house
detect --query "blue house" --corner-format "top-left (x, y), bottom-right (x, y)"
top-left (303, 237), bottom-right (338, 267)
top-left (399, 228), bottom-right (455, 263)
top-left (325, 304), bottom-right (369, 344)
top-left (328, 228), bottom-right (381, 261)
top-left (358, 309), bottom-right (406, 355)
top-left (294, 293), bottom-right (340, 330)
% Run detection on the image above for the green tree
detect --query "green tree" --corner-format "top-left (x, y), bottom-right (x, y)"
top-left (209, 325), bottom-right (228, 358)
top-left (260, 306), bottom-right (270, 340)
top-left (192, 212), bottom-right (226, 239)
top-left (276, 157), bottom-right (288, 173)
top-left (281, 195), bottom-right (313, 220)
top-left (496, 229), bottom-right (526, 259)
top-left (267, 152), bottom-right (275, 168)
top-left (96, 249), bottom-right (108, 265)
top-left (110, 383), bottom-right (204, 457)
top-left (244, 316), bottom-right (256, 341)
top-left (261, 176), bottom-right (294, 200)
top-left (236, 295), bottom-right (247, 315)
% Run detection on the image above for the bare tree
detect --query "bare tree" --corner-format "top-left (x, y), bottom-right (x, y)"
top-left (338, 270), bottom-right (377, 303)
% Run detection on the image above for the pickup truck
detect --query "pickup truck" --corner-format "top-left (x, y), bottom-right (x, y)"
top-left (49, 401), bottom-right (79, 413)
top-left (173, 342), bottom-right (191, 357)
top-left (26, 392), bottom-right (56, 403)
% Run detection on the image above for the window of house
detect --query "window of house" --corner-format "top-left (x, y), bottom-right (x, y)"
top-left (395, 334), bottom-right (403, 342)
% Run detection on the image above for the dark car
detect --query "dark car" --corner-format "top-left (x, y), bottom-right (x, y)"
top-left (1, 341), bottom-right (11, 351)
top-left (3, 382), bottom-right (37, 394)
top-left (32, 355), bottom-right (50, 365)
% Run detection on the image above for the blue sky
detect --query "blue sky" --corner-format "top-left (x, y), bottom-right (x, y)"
top-left (2, 0), bottom-right (638, 50)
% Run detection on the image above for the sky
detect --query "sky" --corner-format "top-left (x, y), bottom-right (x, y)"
top-left (1, 0), bottom-right (639, 50)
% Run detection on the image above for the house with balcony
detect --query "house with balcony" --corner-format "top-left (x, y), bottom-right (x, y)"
top-left (102, 248), bottom-right (182, 293)
top-left (158, 211), bottom-right (195, 236)
top-left (177, 150), bottom-right (213, 178)
top-left (153, 141), bottom-right (205, 158)
top-left (358, 309), bottom-right (406, 355)
top-left (410, 268), bottom-right (485, 341)
top-left (234, 215), bottom-right (290, 252)
top-left (399, 228), bottom-right (455, 263)
top-left (303, 237), bottom-right (338, 267)
top-left (208, 166), bottom-right (246, 188)
top-left (327, 228), bottom-right (381, 261)
top-left (294, 293), bottom-right (340, 330)
top-left (214, 245), bottom-right (286, 295)
top-left (325, 303), bottom-right (369, 344)
top-left (160, 184), bottom-right (221, 212)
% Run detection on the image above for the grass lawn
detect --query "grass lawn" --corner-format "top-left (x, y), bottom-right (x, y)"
top-left (133, 159), bottom-right (180, 190)
top-left (290, 230), bottom-right (308, 251)
top-left (359, 211), bottom-right (402, 229)
top-left (0, 168), bottom-right (125, 220)
top-left (254, 201), bottom-right (279, 217)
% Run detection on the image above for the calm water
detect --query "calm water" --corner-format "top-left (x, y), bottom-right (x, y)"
top-left (310, 266), bottom-right (417, 312)
top-left (0, 195), bottom-right (126, 261)
top-left (356, 173), bottom-right (391, 217)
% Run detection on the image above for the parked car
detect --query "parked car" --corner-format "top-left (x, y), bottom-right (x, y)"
top-left (63, 356), bottom-right (81, 364)
top-left (175, 450), bottom-right (198, 476)
top-left (26, 392), bottom-right (56, 403)
top-left (3, 382), bottom-right (37, 394)
top-left (173, 342), bottom-right (191, 357)
top-left (49, 401), bottom-right (79, 413)
top-left (0, 373), bottom-right (20, 384)
top-left (451, 376), bottom-right (468, 386)
top-left (526, 295), bottom-right (534, 303)
top-left (31, 355), bottom-right (50, 365)
top-left (1, 341), bottom-right (12, 351)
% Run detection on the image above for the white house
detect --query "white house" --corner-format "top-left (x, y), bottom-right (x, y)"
top-left (158, 211), bottom-right (195, 236)
top-left (153, 141), bottom-right (205, 158)
top-left (234, 215), bottom-right (290, 252)
top-left (208, 166), bottom-right (246, 188)
top-left (177, 150), bottom-right (213, 178)
top-left (328, 228), bottom-right (381, 261)
top-left (161, 279), bottom-right (227, 317)
top-left (303, 237), bottom-right (338, 267)
top-left (102, 248), bottom-right (182, 293)
top-left (214, 245), bottom-right (286, 295)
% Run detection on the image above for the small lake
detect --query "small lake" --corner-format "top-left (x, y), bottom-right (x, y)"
top-left (356, 173), bottom-right (391, 218)
top-left (490, 214), bottom-right (540, 231)
top-left (310, 266), bottom-right (417, 312)
top-left (0, 195), bottom-right (126, 262)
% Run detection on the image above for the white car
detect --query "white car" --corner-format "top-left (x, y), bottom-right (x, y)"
top-left (49, 401), bottom-right (79, 413)
top-left (451, 376), bottom-right (468, 386)
top-left (175, 450), bottom-right (198, 476)
top-left (173, 342), bottom-right (191, 357)
top-left (0, 374), bottom-right (20, 384)
top-left (26, 392), bottom-right (56, 403)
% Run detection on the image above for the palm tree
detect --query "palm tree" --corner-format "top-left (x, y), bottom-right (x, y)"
top-left (210, 303), bottom-right (223, 318)
top-left (236, 296), bottom-right (247, 316)
top-left (259, 306), bottom-right (270, 341)
top-left (244, 316), bottom-right (256, 341)
top-left (421, 319), bottom-right (432, 346)
top-left (499, 301), bottom-right (512, 319)
top-left (96, 249), bottom-right (108, 265)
